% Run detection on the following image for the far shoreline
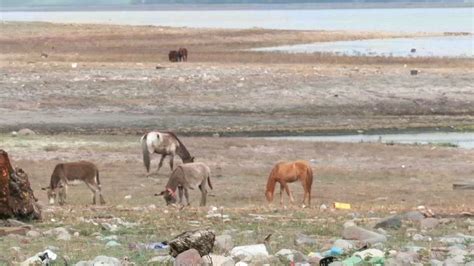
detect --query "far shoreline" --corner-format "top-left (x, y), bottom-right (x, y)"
top-left (1, 2), bottom-right (473, 12)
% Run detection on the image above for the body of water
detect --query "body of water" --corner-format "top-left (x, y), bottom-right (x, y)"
top-left (1, 7), bottom-right (473, 33)
top-left (254, 35), bottom-right (474, 58)
top-left (264, 132), bottom-right (474, 149)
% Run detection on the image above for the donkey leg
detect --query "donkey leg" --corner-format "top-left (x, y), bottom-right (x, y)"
top-left (178, 186), bottom-right (184, 204)
top-left (86, 183), bottom-right (98, 205)
top-left (184, 188), bottom-right (190, 206)
top-left (283, 183), bottom-right (295, 203)
top-left (199, 185), bottom-right (208, 206)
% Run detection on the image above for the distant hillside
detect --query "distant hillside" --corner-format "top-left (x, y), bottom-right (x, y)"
top-left (1, 0), bottom-right (470, 8)
top-left (1, 0), bottom-right (468, 7)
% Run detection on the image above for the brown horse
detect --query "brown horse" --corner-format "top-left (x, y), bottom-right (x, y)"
top-left (178, 48), bottom-right (188, 62)
top-left (265, 160), bottom-right (313, 207)
top-left (169, 50), bottom-right (179, 62)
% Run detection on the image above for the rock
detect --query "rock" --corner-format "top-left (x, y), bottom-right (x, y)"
top-left (22, 249), bottom-right (57, 265)
top-left (203, 254), bottom-right (234, 266)
top-left (26, 230), bottom-right (41, 238)
top-left (439, 233), bottom-right (474, 245)
top-left (275, 249), bottom-right (308, 263)
top-left (342, 226), bottom-right (387, 244)
top-left (430, 259), bottom-right (443, 266)
top-left (174, 249), bottom-right (203, 265)
top-left (413, 234), bottom-right (424, 241)
top-left (294, 233), bottom-right (317, 246)
top-left (353, 248), bottom-right (384, 260)
top-left (169, 229), bottom-right (215, 257)
top-left (320, 204), bottom-right (328, 211)
top-left (44, 227), bottom-right (71, 241)
top-left (11, 131), bottom-right (18, 137)
top-left (214, 234), bottom-right (233, 253)
top-left (147, 255), bottom-right (174, 264)
top-left (420, 218), bottom-right (439, 230)
top-left (230, 244), bottom-right (268, 262)
top-left (105, 240), bottom-right (121, 248)
top-left (18, 128), bottom-right (36, 136)
top-left (396, 251), bottom-right (419, 264)
top-left (448, 246), bottom-right (468, 257)
top-left (403, 211), bottom-right (425, 221)
top-left (375, 215), bottom-right (402, 229)
top-left (333, 239), bottom-right (354, 251)
top-left (343, 220), bottom-right (357, 228)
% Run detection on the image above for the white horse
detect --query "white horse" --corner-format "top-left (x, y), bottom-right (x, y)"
top-left (141, 131), bottom-right (194, 176)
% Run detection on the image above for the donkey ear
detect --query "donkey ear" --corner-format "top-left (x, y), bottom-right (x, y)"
top-left (191, 157), bottom-right (195, 162)
top-left (155, 191), bottom-right (165, 196)
top-left (41, 187), bottom-right (49, 190)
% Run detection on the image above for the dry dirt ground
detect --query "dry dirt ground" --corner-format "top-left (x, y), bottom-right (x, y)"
top-left (0, 22), bottom-right (473, 264)
top-left (0, 134), bottom-right (473, 264)
top-left (0, 22), bottom-right (473, 134)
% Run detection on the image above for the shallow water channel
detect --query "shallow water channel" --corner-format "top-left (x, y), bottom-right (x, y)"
top-left (263, 131), bottom-right (474, 149)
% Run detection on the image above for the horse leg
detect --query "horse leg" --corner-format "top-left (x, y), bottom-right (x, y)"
top-left (169, 154), bottom-right (174, 171)
top-left (283, 182), bottom-right (295, 203)
top-left (279, 183), bottom-right (284, 205)
top-left (156, 154), bottom-right (166, 174)
top-left (199, 184), bottom-right (207, 206)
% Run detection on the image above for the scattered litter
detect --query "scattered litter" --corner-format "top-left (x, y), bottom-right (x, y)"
top-left (124, 195), bottom-right (132, 200)
top-left (129, 241), bottom-right (169, 251)
top-left (71, 63), bottom-right (78, 68)
top-left (21, 249), bottom-right (57, 265)
top-left (334, 202), bottom-right (351, 210)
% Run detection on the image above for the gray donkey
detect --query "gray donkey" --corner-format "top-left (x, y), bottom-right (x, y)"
top-left (157, 162), bottom-right (212, 206)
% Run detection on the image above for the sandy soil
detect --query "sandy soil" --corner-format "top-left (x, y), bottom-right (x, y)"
top-left (0, 134), bottom-right (473, 263)
top-left (1, 22), bottom-right (473, 134)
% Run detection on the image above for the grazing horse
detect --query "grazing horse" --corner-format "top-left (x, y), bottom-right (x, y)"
top-left (178, 48), bottom-right (188, 62)
top-left (141, 131), bottom-right (194, 176)
top-left (169, 50), bottom-right (179, 62)
top-left (157, 162), bottom-right (212, 206)
top-left (265, 160), bottom-right (313, 207)
top-left (42, 161), bottom-right (105, 205)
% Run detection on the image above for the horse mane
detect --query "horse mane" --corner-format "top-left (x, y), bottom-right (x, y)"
top-left (265, 166), bottom-right (278, 201)
top-left (165, 132), bottom-right (192, 160)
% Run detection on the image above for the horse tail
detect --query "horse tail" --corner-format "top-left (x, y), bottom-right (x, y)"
top-left (141, 133), bottom-right (151, 173)
top-left (306, 164), bottom-right (313, 188)
top-left (207, 174), bottom-right (213, 190)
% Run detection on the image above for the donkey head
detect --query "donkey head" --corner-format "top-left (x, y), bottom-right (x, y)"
top-left (156, 188), bottom-right (177, 205)
top-left (42, 184), bottom-right (65, 205)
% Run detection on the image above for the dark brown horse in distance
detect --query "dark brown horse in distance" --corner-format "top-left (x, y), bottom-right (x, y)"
top-left (265, 160), bottom-right (313, 207)
top-left (178, 48), bottom-right (188, 62)
top-left (169, 50), bottom-right (179, 62)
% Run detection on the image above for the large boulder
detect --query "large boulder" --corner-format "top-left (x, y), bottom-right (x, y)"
top-left (168, 229), bottom-right (215, 257)
top-left (374, 215), bottom-right (402, 229)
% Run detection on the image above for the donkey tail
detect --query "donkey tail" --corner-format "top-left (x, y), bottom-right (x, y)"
top-left (96, 169), bottom-right (101, 189)
top-left (207, 175), bottom-right (213, 190)
top-left (141, 133), bottom-right (151, 173)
